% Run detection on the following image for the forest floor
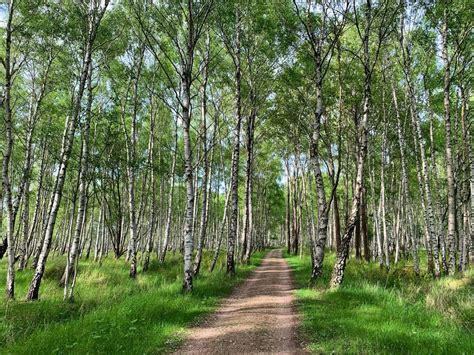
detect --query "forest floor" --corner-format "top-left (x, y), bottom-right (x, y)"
top-left (174, 249), bottom-right (307, 354)
top-left (2, 250), bottom-right (472, 354)
top-left (0, 251), bottom-right (267, 354)
top-left (286, 251), bottom-right (474, 354)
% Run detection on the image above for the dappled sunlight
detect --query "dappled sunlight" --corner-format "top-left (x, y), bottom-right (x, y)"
top-left (442, 277), bottom-right (472, 290)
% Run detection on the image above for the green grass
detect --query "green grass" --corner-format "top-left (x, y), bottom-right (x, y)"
top-left (0, 250), bottom-right (266, 354)
top-left (285, 251), bottom-right (474, 354)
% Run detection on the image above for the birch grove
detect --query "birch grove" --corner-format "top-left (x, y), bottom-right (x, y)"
top-left (0, 0), bottom-right (472, 303)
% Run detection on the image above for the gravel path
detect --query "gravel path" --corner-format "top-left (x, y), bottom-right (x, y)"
top-left (174, 249), bottom-right (306, 354)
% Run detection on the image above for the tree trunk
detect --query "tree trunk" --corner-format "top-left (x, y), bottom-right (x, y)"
top-left (209, 186), bottom-right (231, 273)
top-left (330, 9), bottom-right (373, 284)
top-left (160, 120), bottom-right (178, 264)
top-left (401, 22), bottom-right (441, 277)
top-left (193, 33), bottom-right (211, 277)
top-left (182, 101), bottom-right (195, 290)
top-left (227, 9), bottom-right (242, 276)
top-left (380, 124), bottom-right (389, 268)
top-left (2, 0), bottom-right (15, 299)
top-left (124, 46), bottom-right (144, 279)
top-left (355, 210), bottom-right (361, 260)
top-left (330, 1), bottom-right (377, 286)
top-left (143, 99), bottom-right (156, 272)
top-left (26, 2), bottom-right (108, 300)
top-left (291, 174), bottom-right (300, 255)
top-left (441, 3), bottom-right (456, 275)
top-left (310, 75), bottom-right (329, 279)
top-left (285, 160), bottom-right (291, 254)
top-left (62, 64), bottom-right (93, 299)
top-left (182, 58), bottom-right (195, 291)
top-left (392, 81), bottom-right (419, 275)
top-left (242, 78), bottom-right (256, 264)
top-left (330, 78), bottom-right (369, 287)
top-left (361, 189), bottom-right (370, 261)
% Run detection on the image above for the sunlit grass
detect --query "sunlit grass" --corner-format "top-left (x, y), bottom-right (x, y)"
top-left (285, 251), bottom-right (474, 354)
top-left (0, 250), bottom-right (266, 354)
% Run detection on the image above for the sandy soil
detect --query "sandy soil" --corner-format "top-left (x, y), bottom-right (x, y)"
top-left (174, 249), bottom-right (307, 354)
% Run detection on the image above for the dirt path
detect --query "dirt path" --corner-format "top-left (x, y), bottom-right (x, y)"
top-left (174, 249), bottom-right (306, 354)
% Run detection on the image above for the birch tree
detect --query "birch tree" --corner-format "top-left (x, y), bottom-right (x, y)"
top-left (27, 0), bottom-right (110, 301)
top-left (330, 0), bottom-right (397, 287)
top-left (293, 0), bottom-right (348, 280)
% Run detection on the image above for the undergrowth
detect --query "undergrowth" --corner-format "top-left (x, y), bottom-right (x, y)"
top-left (285, 251), bottom-right (474, 354)
top-left (0, 250), bottom-right (266, 354)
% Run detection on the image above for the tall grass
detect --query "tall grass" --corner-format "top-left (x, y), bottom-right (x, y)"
top-left (0, 250), bottom-right (266, 354)
top-left (285, 251), bottom-right (474, 354)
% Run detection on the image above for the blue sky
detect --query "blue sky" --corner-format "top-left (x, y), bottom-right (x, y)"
top-left (0, 5), bottom-right (6, 28)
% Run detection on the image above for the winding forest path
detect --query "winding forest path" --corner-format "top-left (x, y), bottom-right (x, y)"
top-left (174, 249), bottom-right (306, 354)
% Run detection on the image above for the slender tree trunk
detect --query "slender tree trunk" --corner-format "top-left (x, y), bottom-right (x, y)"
top-left (27, 2), bottom-right (108, 300)
top-left (94, 204), bottom-right (103, 262)
top-left (193, 33), bottom-right (211, 277)
top-left (2, 0), bottom-right (15, 299)
top-left (143, 99), bottom-right (156, 272)
top-left (32, 191), bottom-right (50, 269)
top-left (62, 64), bottom-right (93, 299)
top-left (310, 74), bottom-right (329, 279)
top-left (457, 84), bottom-right (474, 264)
top-left (242, 78), bottom-right (256, 264)
top-left (160, 120), bottom-right (178, 264)
top-left (361, 189), bottom-right (370, 261)
top-left (21, 143), bottom-right (48, 269)
top-left (441, 3), bottom-right (456, 275)
top-left (330, 60), bottom-right (370, 287)
top-left (18, 176), bottom-right (31, 271)
top-left (179, 0), bottom-right (213, 290)
top-left (330, 1), bottom-right (377, 286)
top-left (401, 24), bottom-right (441, 277)
top-left (227, 9), bottom-right (242, 275)
top-left (392, 81), bottom-right (419, 275)
top-left (17, 118), bottom-right (42, 269)
top-left (426, 90), bottom-right (447, 273)
top-left (16, 72), bottom-right (50, 269)
top-left (209, 187), bottom-right (231, 273)
top-left (333, 195), bottom-right (341, 252)
top-left (355, 210), bottom-right (361, 260)
top-left (470, 136), bottom-right (474, 263)
top-left (182, 62), bottom-right (195, 291)
top-left (291, 170), bottom-right (300, 256)
top-left (380, 124), bottom-right (389, 268)
top-left (286, 160), bottom-right (291, 254)
top-left (124, 46), bottom-right (144, 279)
top-left (182, 101), bottom-right (195, 290)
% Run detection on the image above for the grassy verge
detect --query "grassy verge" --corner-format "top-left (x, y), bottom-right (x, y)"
top-left (0, 250), bottom-right (266, 354)
top-left (285, 251), bottom-right (474, 354)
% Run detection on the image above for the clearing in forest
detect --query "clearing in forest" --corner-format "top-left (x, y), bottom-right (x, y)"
top-left (175, 249), bottom-right (306, 354)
